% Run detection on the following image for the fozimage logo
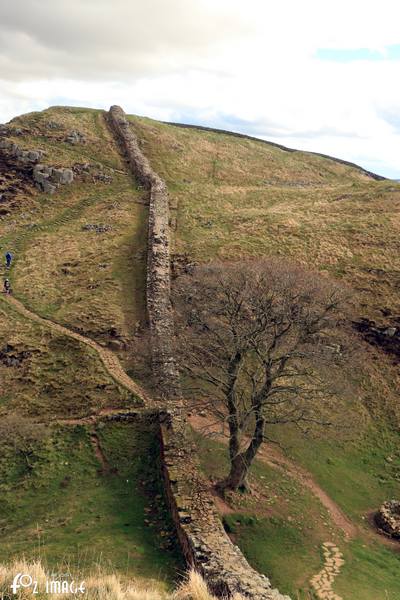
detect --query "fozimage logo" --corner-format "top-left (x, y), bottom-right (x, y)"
top-left (11, 573), bottom-right (86, 595)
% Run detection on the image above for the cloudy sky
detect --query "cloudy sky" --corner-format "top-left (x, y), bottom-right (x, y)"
top-left (1, 0), bottom-right (399, 178)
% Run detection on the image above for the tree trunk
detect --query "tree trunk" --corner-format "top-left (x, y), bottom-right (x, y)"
top-left (218, 453), bottom-right (251, 492)
top-left (217, 415), bottom-right (265, 493)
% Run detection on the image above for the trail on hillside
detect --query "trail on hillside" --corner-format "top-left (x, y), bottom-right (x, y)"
top-left (189, 414), bottom-right (356, 540)
top-left (1, 294), bottom-right (152, 407)
top-left (310, 542), bottom-right (345, 600)
top-left (2, 291), bottom-right (350, 598)
top-left (2, 291), bottom-right (355, 537)
top-left (90, 431), bottom-right (111, 475)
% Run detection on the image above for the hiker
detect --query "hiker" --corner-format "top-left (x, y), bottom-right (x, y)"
top-left (5, 251), bottom-right (12, 269)
top-left (3, 278), bottom-right (11, 294)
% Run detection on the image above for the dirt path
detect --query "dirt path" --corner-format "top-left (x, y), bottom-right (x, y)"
top-left (2, 292), bottom-right (352, 599)
top-left (257, 443), bottom-right (356, 540)
top-left (189, 414), bottom-right (356, 540)
top-left (310, 542), bottom-right (345, 600)
top-left (1, 294), bottom-right (152, 407)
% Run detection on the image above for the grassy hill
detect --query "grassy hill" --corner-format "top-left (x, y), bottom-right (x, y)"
top-left (0, 106), bottom-right (399, 599)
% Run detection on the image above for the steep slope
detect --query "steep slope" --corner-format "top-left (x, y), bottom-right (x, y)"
top-left (129, 116), bottom-right (400, 327)
top-left (1, 106), bottom-right (400, 599)
top-left (0, 107), bottom-right (182, 590)
top-left (126, 114), bottom-right (400, 599)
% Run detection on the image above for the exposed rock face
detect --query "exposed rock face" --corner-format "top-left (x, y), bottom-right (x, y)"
top-left (0, 344), bottom-right (31, 367)
top-left (0, 135), bottom-right (73, 196)
top-left (65, 130), bottom-right (86, 145)
top-left (354, 318), bottom-right (400, 363)
top-left (376, 500), bottom-right (400, 538)
top-left (107, 105), bottom-right (291, 599)
top-left (0, 138), bottom-right (37, 212)
top-left (33, 164), bottom-right (74, 194)
top-left (0, 138), bottom-right (44, 164)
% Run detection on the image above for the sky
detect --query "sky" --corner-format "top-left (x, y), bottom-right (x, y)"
top-left (0, 0), bottom-right (399, 178)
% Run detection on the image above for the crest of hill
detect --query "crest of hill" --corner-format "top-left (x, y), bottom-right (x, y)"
top-left (163, 120), bottom-right (386, 182)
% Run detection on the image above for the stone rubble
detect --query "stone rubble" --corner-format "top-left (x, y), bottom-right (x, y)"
top-left (0, 138), bottom-right (45, 164)
top-left (375, 500), bottom-right (400, 538)
top-left (65, 129), bottom-right (86, 145)
top-left (81, 223), bottom-right (113, 234)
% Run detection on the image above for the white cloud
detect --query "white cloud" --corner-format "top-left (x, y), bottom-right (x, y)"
top-left (0, 0), bottom-right (399, 177)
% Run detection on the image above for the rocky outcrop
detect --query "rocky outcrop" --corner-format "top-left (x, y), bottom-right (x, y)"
top-left (375, 500), bottom-right (400, 538)
top-left (0, 138), bottom-right (44, 164)
top-left (33, 164), bottom-right (74, 194)
top-left (65, 130), bottom-right (86, 145)
top-left (0, 136), bottom-right (74, 195)
top-left (107, 105), bottom-right (290, 599)
top-left (107, 105), bottom-right (180, 399)
top-left (353, 318), bottom-right (400, 363)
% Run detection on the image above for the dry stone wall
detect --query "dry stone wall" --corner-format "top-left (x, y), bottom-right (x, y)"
top-left (107, 105), bottom-right (290, 600)
top-left (108, 104), bottom-right (180, 400)
top-left (158, 409), bottom-right (290, 599)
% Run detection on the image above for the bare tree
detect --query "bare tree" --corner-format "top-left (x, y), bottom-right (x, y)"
top-left (173, 259), bottom-right (355, 493)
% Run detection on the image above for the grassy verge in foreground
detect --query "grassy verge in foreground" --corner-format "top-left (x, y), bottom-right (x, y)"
top-left (0, 422), bottom-right (183, 591)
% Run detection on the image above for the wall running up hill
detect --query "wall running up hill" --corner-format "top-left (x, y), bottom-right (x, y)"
top-left (108, 104), bottom-right (181, 400)
top-left (107, 106), bottom-right (290, 600)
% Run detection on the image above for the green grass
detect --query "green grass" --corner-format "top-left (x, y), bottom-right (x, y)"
top-left (1, 107), bottom-right (148, 372)
top-left (0, 422), bottom-right (183, 589)
top-left (334, 539), bottom-right (400, 600)
top-left (2, 105), bottom-right (400, 595)
top-left (0, 106), bottom-right (184, 589)
top-left (194, 428), bottom-right (400, 599)
top-left (194, 432), bottom-right (334, 597)
top-left (129, 114), bottom-right (400, 328)
top-left (224, 514), bottom-right (321, 598)
top-left (0, 303), bottom-right (137, 418)
top-left (268, 423), bottom-right (400, 524)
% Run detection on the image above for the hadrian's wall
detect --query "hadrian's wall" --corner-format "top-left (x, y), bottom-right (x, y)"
top-left (107, 105), bottom-right (290, 600)
top-left (108, 104), bottom-right (181, 400)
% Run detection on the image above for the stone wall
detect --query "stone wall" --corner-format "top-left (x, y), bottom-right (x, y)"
top-left (158, 409), bottom-right (290, 599)
top-left (108, 105), bottom-right (180, 400)
top-left (107, 105), bottom-right (290, 600)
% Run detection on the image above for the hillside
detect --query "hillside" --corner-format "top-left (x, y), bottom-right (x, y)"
top-left (0, 106), bottom-right (400, 600)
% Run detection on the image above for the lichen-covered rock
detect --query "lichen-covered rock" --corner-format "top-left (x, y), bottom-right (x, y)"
top-left (0, 138), bottom-right (44, 164)
top-left (47, 120), bottom-right (62, 130)
top-left (33, 164), bottom-right (74, 193)
top-left (65, 130), bottom-right (86, 145)
top-left (376, 500), bottom-right (400, 538)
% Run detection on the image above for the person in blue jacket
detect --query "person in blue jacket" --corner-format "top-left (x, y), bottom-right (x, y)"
top-left (5, 251), bottom-right (12, 269)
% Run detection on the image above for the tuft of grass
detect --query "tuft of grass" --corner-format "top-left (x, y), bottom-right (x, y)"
top-left (0, 421), bottom-right (183, 588)
top-left (0, 561), bottom-right (242, 600)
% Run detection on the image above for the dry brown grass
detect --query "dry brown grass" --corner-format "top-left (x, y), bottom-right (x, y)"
top-left (129, 115), bottom-right (400, 326)
top-left (0, 561), bottom-right (244, 600)
top-left (1, 107), bottom-right (148, 375)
